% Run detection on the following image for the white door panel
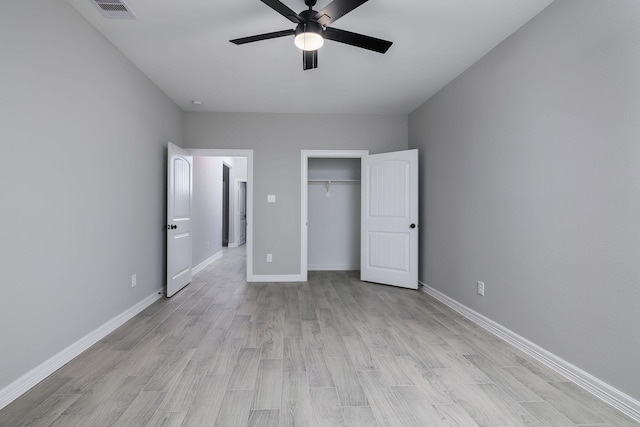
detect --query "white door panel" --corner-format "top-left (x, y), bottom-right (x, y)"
top-left (167, 143), bottom-right (193, 297)
top-left (239, 181), bottom-right (247, 246)
top-left (361, 149), bottom-right (418, 289)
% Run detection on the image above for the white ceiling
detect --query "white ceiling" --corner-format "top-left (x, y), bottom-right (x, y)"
top-left (67, 0), bottom-right (554, 115)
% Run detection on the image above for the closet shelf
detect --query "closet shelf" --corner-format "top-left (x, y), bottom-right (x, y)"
top-left (308, 179), bottom-right (359, 182)
top-left (309, 179), bottom-right (360, 195)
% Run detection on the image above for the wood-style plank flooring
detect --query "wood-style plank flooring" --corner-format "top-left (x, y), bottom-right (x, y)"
top-left (1, 246), bottom-right (637, 426)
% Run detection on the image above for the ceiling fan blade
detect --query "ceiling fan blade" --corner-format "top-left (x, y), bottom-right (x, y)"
top-left (303, 50), bottom-right (318, 70)
top-left (324, 27), bottom-right (392, 53)
top-left (230, 29), bottom-right (295, 45)
top-left (315, 0), bottom-right (369, 26)
top-left (260, 0), bottom-right (303, 23)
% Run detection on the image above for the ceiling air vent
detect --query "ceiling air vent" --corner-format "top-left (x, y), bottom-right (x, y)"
top-left (91, 0), bottom-right (136, 19)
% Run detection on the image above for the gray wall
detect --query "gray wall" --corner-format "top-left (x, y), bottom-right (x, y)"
top-left (192, 157), bottom-right (223, 266)
top-left (230, 157), bottom-right (248, 182)
top-left (409, 0), bottom-right (640, 399)
top-left (183, 113), bottom-right (408, 276)
top-left (0, 0), bottom-right (182, 392)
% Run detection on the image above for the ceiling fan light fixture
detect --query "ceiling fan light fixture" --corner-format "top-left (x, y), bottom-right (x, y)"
top-left (295, 32), bottom-right (324, 50)
top-left (294, 22), bottom-right (324, 51)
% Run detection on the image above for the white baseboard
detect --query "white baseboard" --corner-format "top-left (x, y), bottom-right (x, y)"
top-left (418, 282), bottom-right (640, 423)
top-left (249, 274), bottom-right (302, 282)
top-left (308, 264), bottom-right (359, 271)
top-left (228, 242), bottom-right (239, 248)
top-left (0, 290), bottom-right (163, 411)
top-left (192, 251), bottom-right (223, 276)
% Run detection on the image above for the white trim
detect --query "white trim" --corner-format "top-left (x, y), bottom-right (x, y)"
top-left (0, 291), bottom-right (163, 411)
top-left (228, 242), bottom-right (239, 248)
top-left (418, 282), bottom-right (640, 423)
top-left (187, 149), bottom-right (253, 282)
top-left (308, 264), bottom-right (359, 271)
top-left (192, 250), bottom-right (223, 275)
top-left (301, 150), bottom-right (369, 282)
top-left (250, 274), bottom-right (302, 283)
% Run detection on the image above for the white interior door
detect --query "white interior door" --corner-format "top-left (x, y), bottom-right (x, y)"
top-left (238, 181), bottom-right (247, 246)
top-left (361, 149), bottom-right (419, 289)
top-left (167, 142), bottom-right (193, 297)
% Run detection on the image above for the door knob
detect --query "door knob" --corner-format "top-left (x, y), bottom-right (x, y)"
top-left (410, 223), bottom-right (416, 229)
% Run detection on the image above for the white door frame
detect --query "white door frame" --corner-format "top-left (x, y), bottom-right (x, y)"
top-left (300, 150), bottom-right (369, 282)
top-left (188, 149), bottom-right (254, 281)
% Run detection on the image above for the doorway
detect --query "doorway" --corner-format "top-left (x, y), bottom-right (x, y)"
top-left (186, 149), bottom-right (254, 281)
top-left (300, 150), bottom-right (368, 281)
top-left (307, 157), bottom-right (361, 271)
top-left (238, 181), bottom-right (247, 246)
top-left (222, 164), bottom-right (230, 247)
top-left (300, 149), bottom-right (419, 289)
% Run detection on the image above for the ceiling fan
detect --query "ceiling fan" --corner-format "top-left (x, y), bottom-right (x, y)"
top-left (230, 0), bottom-right (393, 70)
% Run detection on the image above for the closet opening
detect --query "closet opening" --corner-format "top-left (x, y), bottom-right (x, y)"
top-left (300, 150), bottom-right (368, 281)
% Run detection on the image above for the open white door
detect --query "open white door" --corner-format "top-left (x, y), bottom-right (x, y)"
top-left (361, 149), bottom-right (418, 289)
top-left (166, 142), bottom-right (193, 297)
top-left (238, 181), bottom-right (247, 246)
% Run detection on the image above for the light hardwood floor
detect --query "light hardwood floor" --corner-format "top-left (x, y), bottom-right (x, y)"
top-left (1, 246), bottom-right (637, 426)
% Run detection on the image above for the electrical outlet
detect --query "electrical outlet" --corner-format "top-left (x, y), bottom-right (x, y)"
top-left (266, 253), bottom-right (273, 263)
top-left (477, 281), bottom-right (485, 296)
top-left (131, 274), bottom-right (137, 288)
top-left (267, 195), bottom-right (276, 203)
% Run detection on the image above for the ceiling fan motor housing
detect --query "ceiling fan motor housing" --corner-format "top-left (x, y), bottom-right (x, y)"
top-left (295, 20), bottom-right (325, 38)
